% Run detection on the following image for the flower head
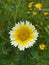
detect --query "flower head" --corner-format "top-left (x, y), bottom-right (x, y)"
top-left (9, 21), bottom-right (38, 51)
top-left (44, 12), bottom-right (49, 15)
top-left (47, 25), bottom-right (49, 28)
top-left (33, 11), bottom-right (37, 15)
top-left (35, 3), bottom-right (43, 9)
top-left (28, 2), bottom-right (34, 9)
top-left (39, 44), bottom-right (46, 50)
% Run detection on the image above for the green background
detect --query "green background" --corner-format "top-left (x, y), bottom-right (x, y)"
top-left (0, 0), bottom-right (49, 65)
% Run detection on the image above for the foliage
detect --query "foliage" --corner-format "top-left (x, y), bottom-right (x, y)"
top-left (0, 0), bottom-right (49, 65)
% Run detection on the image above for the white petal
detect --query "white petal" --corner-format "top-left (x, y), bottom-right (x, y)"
top-left (18, 45), bottom-right (25, 51)
top-left (11, 41), bottom-right (18, 47)
top-left (26, 20), bottom-right (30, 25)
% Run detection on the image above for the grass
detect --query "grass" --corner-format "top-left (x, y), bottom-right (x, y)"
top-left (0, 0), bottom-right (49, 65)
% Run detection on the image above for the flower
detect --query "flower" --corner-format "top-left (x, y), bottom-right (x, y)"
top-left (39, 44), bottom-right (46, 50)
top-left (44, 12), bottom-right (49, 15)
top-left (33, 11), bottom-right (37, 15)
top-left (35, 3), bottom-right (43, 9)
top-left (9, 21), bottom-right (38, 51)
top-left (27, 11), bottom-right (30, 15)
top-left (28, 2), bottom-right (34, 9)
top-left (47, 25), bottom-right (49, 28)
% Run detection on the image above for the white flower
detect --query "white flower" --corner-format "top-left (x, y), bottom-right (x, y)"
top-left (9, 21), bottom-right (39, 51)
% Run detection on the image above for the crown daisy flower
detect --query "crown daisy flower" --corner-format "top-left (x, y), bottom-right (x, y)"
top-left (9, 21), bottom-right (39, 51)
top-left (35, 3), bottom-right (43, 9)
top-left (39, 44), bottom-right (46, 50)
top-left (28, 2), bottom-right (34, 9)
top-left (33, 11), bottom-right (38, 15)
top-left (44, 12), bottom-right (49, 15)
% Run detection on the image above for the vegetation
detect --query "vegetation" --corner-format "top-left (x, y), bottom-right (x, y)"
top-left (0, 0), bottom-right (49, 65)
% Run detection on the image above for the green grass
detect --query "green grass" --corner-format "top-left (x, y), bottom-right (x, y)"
top-left (0, 0), bottom-right (49, 65)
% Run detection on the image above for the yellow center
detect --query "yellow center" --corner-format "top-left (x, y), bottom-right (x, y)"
top-left (13, 25), bottom-right (34, 45)
top-left (18, 29), bottom-right (30, 41)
